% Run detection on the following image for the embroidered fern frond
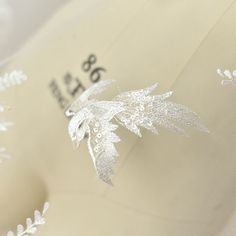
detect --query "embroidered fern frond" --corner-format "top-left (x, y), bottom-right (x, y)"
top-left (0, 70), bottom-right (27, 163)
top-left (217, 68), bottom-right (236, 86)
top-left (0, 104), bottom-right (12, 163)
top-left (0, 71), bottom-right (27, 91)
top-left (6, 202), bottom-right (50, 236)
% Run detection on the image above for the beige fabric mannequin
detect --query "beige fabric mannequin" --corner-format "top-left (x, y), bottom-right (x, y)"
top-left (0, 0), bottom-right (236, 235)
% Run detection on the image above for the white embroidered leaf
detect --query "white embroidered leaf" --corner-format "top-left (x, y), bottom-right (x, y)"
top-left (87, 102), bottom-right (124, 185)
top-left (65, 80), bottom-right (115, 117)
top-left (34, 210), bottom-right (41, 219)
top-left (68, 107), bottom-right (93, 144)
top-left (34, 210), bottom-right (43, 224)
top-left (114, 84), bottom-right (209, 136)
top-left (217, 68), bottom-right (236, 86)
top-left (42, 202), bottom-right (50, 215)
top-left (79, 80), bottom-right (115, 103)
top-left (17, 225), bottom-right (24, 236)
top-left (26, 227), bottom-right (37, 234)
top-left (0, 70), bottom-right (27, 164)
top-left (67, 80), bottom-right (208, 184)
top-left (6, 202), bottom-right (49, 236)
top-left (0, 71), bottom-right (27, 91)
top-left (26, 218), bottom-right (33, 228)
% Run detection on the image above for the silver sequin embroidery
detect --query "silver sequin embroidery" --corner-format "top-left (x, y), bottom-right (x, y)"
top-left (66, 80), bottom-right (209, 185)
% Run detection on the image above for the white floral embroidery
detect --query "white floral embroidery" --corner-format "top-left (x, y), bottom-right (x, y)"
top-left (217, 68), bottom-right (236, 86)
top-left (0, 70), bottom-right (27, 163)
top-left (66, 80), bottom-right (209, 185)
top-left (6, 202), bottom-right (49, 236)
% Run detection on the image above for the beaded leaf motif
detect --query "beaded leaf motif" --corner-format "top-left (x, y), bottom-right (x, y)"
top-left (66, 80), bottom-right (208, 185)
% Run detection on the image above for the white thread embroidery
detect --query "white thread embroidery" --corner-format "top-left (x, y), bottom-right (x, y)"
top-left (0, 70), bottom-right (27, 163)
top-left (0, 71), bottom-right (27, 91)
top-left (66, 80), bottom-right (209, 185)
top-left (6, 202), bottom-right (49, 236)
top-left (217, 68), bottom-right (236, 86)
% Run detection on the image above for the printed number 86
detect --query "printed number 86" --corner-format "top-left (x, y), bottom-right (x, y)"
top-left (82, 54), bottom-right (106, 82)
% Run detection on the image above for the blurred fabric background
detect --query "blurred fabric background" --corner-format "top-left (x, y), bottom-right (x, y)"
top-left (0, 0), bottom-right (69, 65)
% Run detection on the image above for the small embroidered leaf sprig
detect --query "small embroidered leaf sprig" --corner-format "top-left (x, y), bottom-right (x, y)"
top-left (6, 202), bottom-right (50, 236)
top-left (0, 103), bottom-right (12, 163)
top-left (0, 70), bottom-right (27, 163)
top-left (0, 71), bottom-right (27, 91)
top-left (0, 104), bottom-right (13, 131)
top-left (217, 68), bottom-right (236, 86)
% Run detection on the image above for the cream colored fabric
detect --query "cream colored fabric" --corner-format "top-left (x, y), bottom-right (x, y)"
top-left (0, 0), bottom-right (236, 235)
top-left (0, 0), bottom-right (69, 64)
